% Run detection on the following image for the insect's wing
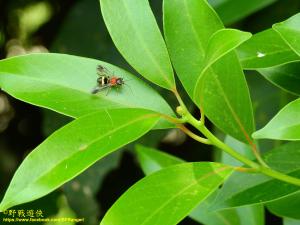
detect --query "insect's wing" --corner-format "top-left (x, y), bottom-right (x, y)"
top-left (91, 85), bottom-right (109, 94)
top-left (97, 65), bottom-right (114, 77)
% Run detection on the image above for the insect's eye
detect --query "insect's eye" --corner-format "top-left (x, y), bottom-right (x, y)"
top-left (117, 79), bottom-right (123, 85)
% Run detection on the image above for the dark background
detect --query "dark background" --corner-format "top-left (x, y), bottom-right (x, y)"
top-left (1, 0), bottom-right (300, 224)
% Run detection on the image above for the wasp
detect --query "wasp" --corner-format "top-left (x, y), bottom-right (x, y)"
top-left (91, 65), bottom-right (125, 95)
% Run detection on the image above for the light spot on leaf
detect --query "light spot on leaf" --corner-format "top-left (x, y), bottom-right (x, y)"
top-left (257, 52), bottom-right (265, 58)
top-left (79, 144), bottom-right (88, 151)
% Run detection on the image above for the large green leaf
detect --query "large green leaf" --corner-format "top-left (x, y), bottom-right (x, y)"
top-left (163, 0), bottom-right (222, 98)
top-left (258, 62), bottom-right (300, 96)
top-left (0, 108), bottom-right (160, 211)
top-left (135, 145), bottom-right (264, 225)
top-left (238, 14), bottom-right (300, 69)
top-left (211, 141), bottom-right (300, 210)
top-left (273, 13), bottom-right (300, 56)
top-left (267, 190), bottom-right (300, 219)
top-left (0, 54), bottom-right (174, 128)
top-left (99, 0), bottom-right (175, 90)
top-left (209, 0), bottom-right (278, 25)
top-left (100, 162), bottom-right (233, 225)
top-left (252, 98), bottom-right (300, 140)
top-left (164, 0), bottom-right (254, 144)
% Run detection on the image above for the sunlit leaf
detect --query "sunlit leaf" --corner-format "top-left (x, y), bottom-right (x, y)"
top-left (0, 108), bottom-right (160, 211)
top-left (100, 162), bottom-right (233, 225)
top-left (253, 98), bottom-right (300, 140)
top-left (211, 141), bottom-right (300, 210)
top-left (100, 0), bottom-right (175, 90)
top-left (164, 0), bottom-right (254, 144)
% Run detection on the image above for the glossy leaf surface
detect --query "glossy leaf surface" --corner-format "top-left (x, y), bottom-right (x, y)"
top-left (258, 62), bottom-right (300, 96)
top-left (0, 54), bottom-right (174, 128)
top-left (135, 145), bottom-right (264, 225)
top-left (273, 13), bottom-right (300, 56)
top-left (253, 98), bottom-right (300, 140)
top-left (211, 142), bottom-right (300, 210)
top-left (100, 162), bottom-right (233, 225)
top-left (267, 191), bottom-right (300, 219)
top-left (100, 0), bottom-right (175, 90)
top-left (210, 0), bottom-right (278, 25)
top-left (0, 108), bottom-right (160, 211)
top-left (164, 0), bottom-right (254, 144)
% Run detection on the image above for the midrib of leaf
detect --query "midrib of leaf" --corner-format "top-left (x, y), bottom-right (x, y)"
top-left (139, 165), bottom-right (232, 225)
top-left (182, 0), bottom-right (205, 55)
top-left (240, 49), bottom-right (296, 65)
top-left (211, 71), bottom-right (253, 143)
top-left (193, 35), bottom-right (248, 98)
top-left (118, 0), bottom-right (174, 88)
top-left (181, 2), bottom-right (252, 143)
top-left (1, 113), bottom-right (159, 208)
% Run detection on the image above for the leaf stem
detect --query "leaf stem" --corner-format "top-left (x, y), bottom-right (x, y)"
top-left (172, 90), bottom-right (300, 186)
top-left (259, 167), bottom-right (300, 187)
top-left (177, 125), bottom-right (211, 145)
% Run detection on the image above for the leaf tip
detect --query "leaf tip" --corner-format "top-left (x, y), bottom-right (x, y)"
top-left (252, 131), bottom-right (262, 139)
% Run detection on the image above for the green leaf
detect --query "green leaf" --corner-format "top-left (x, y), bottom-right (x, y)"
top-left (0, 53), bottom-right (174, 128)
top-left (213, 136), bottom-right (265, 225)
top-left (258, 62), bottom-right (300, 96)
top-left (163, 0), bottom-right (223, 98)
top-left (135, 145), bottom-right (183, 175)
top-left (135, 145), bottom-right (263, 225)
top-left (267, 191), bottom-right (300, 219)
top-left (210, 0), bottom-right (278, 25)
top-left (99, 0), bottom-right (175, 90)
top-left (211, 141), bottom-right (300, 210)
top-left (238, 15), bottom-right (300, 69)
top-left (238, 29), bottom-right (299, 69)
top-left (202, 29), bottom-right (252, 72)
top-left (100, 162), bottom-right (233, 225)
top-left (221, 136), bottom-right (254, 167)
top-left (273, 13), bottom-right (300, 56)
top-left (252, 98), bottom-right (300, 140)
top-left (190, 191), bottom-right (265, 225)
top-left (0, 108), bottom-right (160, 211)
top-left (164, 0), bottom-right (254, 144)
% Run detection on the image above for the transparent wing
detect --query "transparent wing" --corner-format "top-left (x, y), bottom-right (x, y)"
top-left (91, 85), bottom-right (109, 94)
top-left (97, 65), bottom-right (114, 77)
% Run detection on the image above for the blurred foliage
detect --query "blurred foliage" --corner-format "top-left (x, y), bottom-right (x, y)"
top-left (1, 0), bottom-right (300, 225)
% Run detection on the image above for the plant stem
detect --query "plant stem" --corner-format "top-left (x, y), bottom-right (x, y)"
top-left (173, 91), bottom-right (300, 186)
top-left (260, 167), bottom-right (300, 186)
top-left (177, 125), bottom-right (211, 145)
top-left (186, 113), bottom-right (260, 169)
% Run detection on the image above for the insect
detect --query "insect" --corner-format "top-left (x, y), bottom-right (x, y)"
top-left (91, 65), bottom-right (125, 95)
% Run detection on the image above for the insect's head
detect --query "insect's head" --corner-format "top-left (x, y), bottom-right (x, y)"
top-left (116, 78), bottom-right (124, 85)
